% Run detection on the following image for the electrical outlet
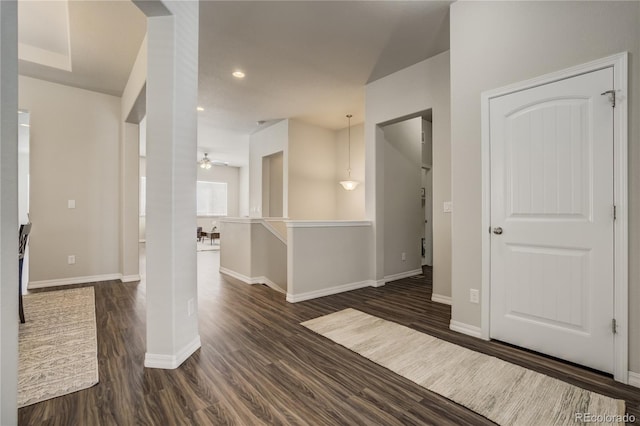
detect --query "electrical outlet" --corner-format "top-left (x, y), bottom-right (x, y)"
top-left (67, 255), bottom-right (76, 265)
top-left (401, 252), bottom-right (406, 261)
top-left (187, 298), bottom-right (195, 316)
top-left (470, 289), bottom-right (479, 304)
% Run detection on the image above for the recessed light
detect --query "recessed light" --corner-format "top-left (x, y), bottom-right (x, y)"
top-left (232, 71), bottom-right (245, 79)
top-left (197, 106), bottom-right (204, 112)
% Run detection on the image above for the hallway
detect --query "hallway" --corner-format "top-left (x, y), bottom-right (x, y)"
top-left (19, 250), bottom-right (640, 424)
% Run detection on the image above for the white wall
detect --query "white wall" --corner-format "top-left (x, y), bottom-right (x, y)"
top-left (19, 76), bottom-right (121, 285)
top-left (197, 163), bottom-right (240, 218)
top-left (249, 120), bottom-right (288, 217)
top-left (262, 151), bottom-right (284, 217)
top-left (382, 118), bottom-right (423, 277)
top-left (219, 218), bottom-right (287, 292)
top-left (286, 222), bottom-right (373, 302)
top-left (288, 120), bottom-right (337, 220)
top-left (0, 1), bottom-right (19, 422)
top-left (119, 36), bottom-right (145, 282)
top-left (365, 51), bottom-right (452, 295)
top-left (195, 101), bottom-right (250, 218)
top-left (18, 152), bottom-right (28, 224)
top-left (140, 157), bottom-right (242, 237)
top-left (239, 165), bottom-right (249, 216)
top-left (449, 1), bottom-right (640, 371)
top-left (336, 123), bottom-right (365, 220)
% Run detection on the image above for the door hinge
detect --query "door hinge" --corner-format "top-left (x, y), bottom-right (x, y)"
top-left (612, 318), bottom-right (617, 334)
top-left (421, 131), bottom-right (425, 143)
top-left (601, 90), bottom-right (616, 108)
top-left (613, 205), bottom-right (617, 220)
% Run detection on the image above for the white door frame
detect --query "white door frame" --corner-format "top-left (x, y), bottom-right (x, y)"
top-left (480, 52), bottom-right (628, 383)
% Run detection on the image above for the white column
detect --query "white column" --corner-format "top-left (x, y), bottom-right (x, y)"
top-left (136, 1), bottom-right (201, 369)
top-left (0, 0), bottom-right (19, 422)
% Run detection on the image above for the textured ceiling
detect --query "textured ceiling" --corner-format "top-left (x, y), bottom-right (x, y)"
top-left (17, 0), bottom-right (450, 165)
top-left (198, 1), bottom-right (451, 133)
top-left (18, 0), bottom-right (147, 97)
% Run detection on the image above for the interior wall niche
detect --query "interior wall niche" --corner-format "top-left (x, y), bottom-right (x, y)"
top-left (262, 151), bottom-right (284, 218)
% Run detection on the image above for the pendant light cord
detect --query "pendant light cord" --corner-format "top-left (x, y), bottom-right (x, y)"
top-left (347, 114), bottom-right (352, 177)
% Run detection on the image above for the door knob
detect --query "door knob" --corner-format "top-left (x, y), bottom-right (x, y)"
top-left (493, 227), bottom-right (503, 235)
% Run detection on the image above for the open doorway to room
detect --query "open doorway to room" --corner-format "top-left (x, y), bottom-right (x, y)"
top-left (421, 114), bottom-right (433, 268)
top-left (380, 108), bottom-right (433, 283)
top-left (18, 110), bottom-right (31, 295)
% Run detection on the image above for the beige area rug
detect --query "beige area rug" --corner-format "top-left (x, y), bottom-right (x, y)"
top-left (18, 287), bottom-right (99, 407)
top-left (197, 241), bottom-right (220, 252)
top-left (302, 309), bottom-right (626, 426)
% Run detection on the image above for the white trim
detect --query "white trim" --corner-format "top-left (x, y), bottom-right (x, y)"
top-left (29, 273), bottom-right (122, 289)
top-left (627, 372), bottom-right (640, 389)
top-left (286, 280), bottom-right (375, 303)
top-left (219, 267), bottom-right (286, 294)
top-left (254, 276), bottom-right (286, 294)
top-left (219, 267), bottom-right (254, 284)
top-left (450, 320), bottom-right (483, 339)
top-left (285, 220), bottom-right (372, 228)
top-left (480, 52), bottom-right (629, 382)
top-left (372, 279), bottom-right (386, 288)
top-left (260, 220), bottom-right (287, 244)
top-left (612, 52), bottom-right (629, 384)
top-left (120, 274), bottom-right (141, 283)
top-left (220, 217), bottom-right (263, 224)
top-left (431, 294), bottom-right (452, 305)
top-left (144, 335), bottom-right (201, 369)
top-left (383, 269), bottom-right (422, 283)
top-left (29, 273), bottom-right (143, 288)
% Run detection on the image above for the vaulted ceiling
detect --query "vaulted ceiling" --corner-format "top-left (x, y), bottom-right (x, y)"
top-left (198, 1), bottom-right (451, 134)
top-left (18, 0), bottom-right (146, 97)
top-left (18, 0), bottom-right (451, 145)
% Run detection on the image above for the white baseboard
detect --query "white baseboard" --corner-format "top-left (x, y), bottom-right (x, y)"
top-left (29, 273), bottom-right (122, 289)
top-left (384, 269), bottom-right (422, 283)
top-left (29, 272), bottom-right (142, 289)
top-left (287, 280), bottom-right (374, 303)
top-left (144, 335), bottom-right (201, 370)
top-left (219, 267), bottom-right (286, 294)
top-left (431, 293), bottom-right (452, 305)
top-left (628, 371), bottom-right (640, 388)
top-left (120, 274), bottom-right (141, 283)
top-left (450, 320), bottom-right (483, 339)
top-left (372, 279), bottom-right (386, 288)
top-left (254, 276), bottom-right (286, 294)
top-left (219, 267), bottom-right (253, 284)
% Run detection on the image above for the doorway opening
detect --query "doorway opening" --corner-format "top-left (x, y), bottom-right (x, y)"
top-left (18, 110), bottom-right (30, 292)
top-left (379, 109), bottom-right (433, 281)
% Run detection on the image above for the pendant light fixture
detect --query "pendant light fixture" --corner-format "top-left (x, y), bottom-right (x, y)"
top-left (199, 152), bottom-right (212, 169)
top-left (340, 114), bottom-right (359, 191)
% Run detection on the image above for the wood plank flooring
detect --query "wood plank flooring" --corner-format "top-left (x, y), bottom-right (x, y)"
top-left (19, 250), bottom-right (640, 425)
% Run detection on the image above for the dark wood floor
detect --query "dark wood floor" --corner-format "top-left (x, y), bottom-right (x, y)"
top-left (19, 251), bottom-right (640, 425)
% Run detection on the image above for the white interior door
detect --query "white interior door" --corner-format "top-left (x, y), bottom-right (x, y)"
top-left (489, 67), bottom-right (615, 373)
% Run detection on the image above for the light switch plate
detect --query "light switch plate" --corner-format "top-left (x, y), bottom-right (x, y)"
top-left (68, 200), bottom-right (76, 209)
top-left (443, 201), bottom-right (452, 213)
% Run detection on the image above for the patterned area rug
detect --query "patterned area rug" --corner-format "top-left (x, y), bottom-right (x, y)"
top-left (18, 287), bottom-right (99, 407)
top-left (302, 308), bottom-right (626, 426)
